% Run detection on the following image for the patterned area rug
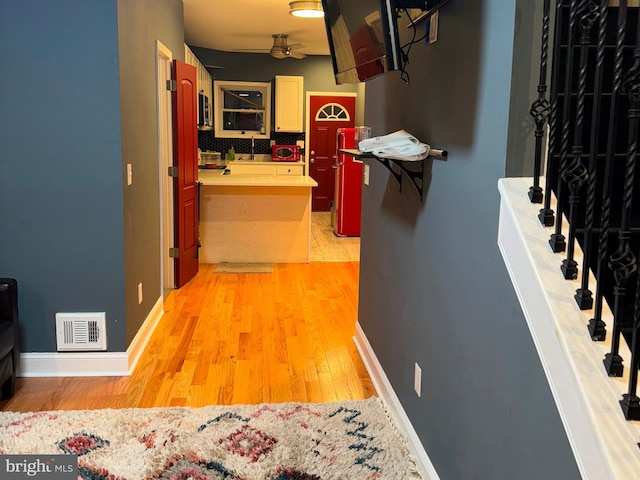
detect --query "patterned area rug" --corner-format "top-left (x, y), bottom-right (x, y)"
top-left (0, 397), bottom-right (422, 479)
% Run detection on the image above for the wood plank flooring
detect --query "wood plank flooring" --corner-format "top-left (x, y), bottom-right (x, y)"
top-left (1, 261), bottom-right (375, 412)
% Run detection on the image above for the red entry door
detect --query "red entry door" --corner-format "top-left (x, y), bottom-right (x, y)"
top-left (172, 60), bottom-right (199, 288)
top-left (308, 95), bottom-right (356, 211)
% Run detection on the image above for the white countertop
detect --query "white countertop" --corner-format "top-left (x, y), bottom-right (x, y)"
top-left (198, 170), bottom-right (317, 187)
top-left (230, 159), bottom-right (304, 165)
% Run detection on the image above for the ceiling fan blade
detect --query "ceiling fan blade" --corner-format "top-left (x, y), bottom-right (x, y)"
top-left (288, 50), bottom-right (306, 59)
top-left (271, 50), bottom-right (288, 59)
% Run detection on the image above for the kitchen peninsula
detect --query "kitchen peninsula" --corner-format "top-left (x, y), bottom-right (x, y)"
top-left (198, 169), bottom-right (317, 263)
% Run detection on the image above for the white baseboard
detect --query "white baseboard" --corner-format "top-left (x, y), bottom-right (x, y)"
top-left (18, 296), bottom-right (164, 377)
top-left (18, 352), bottom-right (129, 377)
top-left (126, 296), bottom-right (164, 373)
top-left (354, 322), bottom-right (440, 480)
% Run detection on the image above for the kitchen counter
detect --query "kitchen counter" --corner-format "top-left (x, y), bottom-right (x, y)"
top-left (198, 172), bottom-right (317, 264)
top-left (198, 169), bottom-right (317, 187)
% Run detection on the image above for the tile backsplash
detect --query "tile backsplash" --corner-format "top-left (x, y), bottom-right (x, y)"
top-left (198, 130), bottom-right (305, 155)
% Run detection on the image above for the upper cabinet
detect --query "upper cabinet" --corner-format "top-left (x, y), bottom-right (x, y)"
top-left (184, 45), bottom-right (212, 128)
top-left (274, 76), bottom-right (304, 133)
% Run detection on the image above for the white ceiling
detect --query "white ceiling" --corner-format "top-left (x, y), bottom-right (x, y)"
top-left (183, 0), bottom-right (330, 56)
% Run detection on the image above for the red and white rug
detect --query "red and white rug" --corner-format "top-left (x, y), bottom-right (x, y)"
top-left (0, 397), bottom-right (422, 479)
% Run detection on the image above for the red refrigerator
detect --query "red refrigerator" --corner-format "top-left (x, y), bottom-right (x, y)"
top-left (333, 127), bottom-right (363, 237)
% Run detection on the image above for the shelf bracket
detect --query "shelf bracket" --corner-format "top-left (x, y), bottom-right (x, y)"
top-left (339, 148), bottom-right (447, 202)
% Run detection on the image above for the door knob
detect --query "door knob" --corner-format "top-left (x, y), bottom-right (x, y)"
top-left (310, 151), bottom-right (315, 155)
top-left (310, 158), bottom-right (315, 163)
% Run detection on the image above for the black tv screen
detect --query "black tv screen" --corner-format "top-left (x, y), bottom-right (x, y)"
top-left (321, 0), bottom-right (401, 84)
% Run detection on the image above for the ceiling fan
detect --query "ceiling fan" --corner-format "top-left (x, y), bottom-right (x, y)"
top-left (238, 34), bottom-right (307, 60)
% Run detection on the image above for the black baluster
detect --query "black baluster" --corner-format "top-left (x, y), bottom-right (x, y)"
top-left (620, 252), bottom-right (640, 420)
top-left (604, 16), bottom-right (640, 378)
top-left (550, 0), bottom-right (580, 253)
top-left (561, 0), bottom-right (598, 281)
top-left (529, 0), bottom-right (552, 204)
top-left (576, 0), bottom-right (608, 310)
top-left (589, 0), bottom-right (628, 341)
top-left (540, 0), bottom-right (565, 227)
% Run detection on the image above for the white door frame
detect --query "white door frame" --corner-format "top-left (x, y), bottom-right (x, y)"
top-left (156, 40), bottom-right (174, 300)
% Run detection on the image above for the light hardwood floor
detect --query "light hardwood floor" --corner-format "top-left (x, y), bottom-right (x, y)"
top-left (1, 220), bottom-right (372, 412)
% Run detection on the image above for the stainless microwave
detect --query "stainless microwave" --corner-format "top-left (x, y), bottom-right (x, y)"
top-left (198, 93), bottom-right (210, 127)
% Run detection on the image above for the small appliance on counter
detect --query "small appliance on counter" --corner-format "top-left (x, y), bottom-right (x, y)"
top-left (272, 145), bottom-right (301, 162)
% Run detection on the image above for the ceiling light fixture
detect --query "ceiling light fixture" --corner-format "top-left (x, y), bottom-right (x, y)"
top-left (289, 1), bottom-right (324, 18)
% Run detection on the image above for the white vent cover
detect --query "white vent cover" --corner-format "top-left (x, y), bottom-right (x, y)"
top-left (56, 312), bottom-right (107, 351)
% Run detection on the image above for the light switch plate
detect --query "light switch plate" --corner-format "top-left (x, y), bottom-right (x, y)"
top-left (429, 11), bottom-right (439, 44)
top-left (127, 163), bottom-right (133, 186)
top-left (363, 164), bottom-right (370, 186)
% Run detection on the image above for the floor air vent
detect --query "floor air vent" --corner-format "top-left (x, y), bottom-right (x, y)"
top-left (55, 312), bottom-right (107, 351)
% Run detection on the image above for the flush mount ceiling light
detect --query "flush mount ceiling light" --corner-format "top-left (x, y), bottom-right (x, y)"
top-left (289, 1), bottom-right (324, 18)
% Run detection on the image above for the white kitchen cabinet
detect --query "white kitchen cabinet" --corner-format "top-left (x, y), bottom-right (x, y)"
top-left (274, 76), bottom-right (304, 133)
top-left (275, 164), bottom-right (304, 176)
top-left (227, 162), bottom-right (303, 176)
top-left (228, 163), bottom-right (277, 175)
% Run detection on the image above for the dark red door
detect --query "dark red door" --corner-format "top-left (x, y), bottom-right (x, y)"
top-left (308, 95), bottom-right (356, 211)
top-left (172, 60), bottom-right (199, 288)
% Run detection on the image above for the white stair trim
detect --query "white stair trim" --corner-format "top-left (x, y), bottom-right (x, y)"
top-left (354, 322), bottom-right (440, 480)
top-left (497, 177), bottom-right (640, 480)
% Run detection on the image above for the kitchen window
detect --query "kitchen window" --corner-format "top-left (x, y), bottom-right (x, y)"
top-left (213, 81), bottom-right (271, 139)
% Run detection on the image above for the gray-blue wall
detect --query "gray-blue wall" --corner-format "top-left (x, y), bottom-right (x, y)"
top-left (0, 0), bottom-right (126, 351)
top-left (0, 0), bottom-right (184, 353)
top-left (189, 47), bottom-right (358, 94)
top-left (358, 1), bottom-right (581, 478)
top-left (117, 0), bottom-right (184, 346)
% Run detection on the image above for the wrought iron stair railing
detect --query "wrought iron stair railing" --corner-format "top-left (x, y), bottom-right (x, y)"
top-left (527, 0), bottom-right (640, 422)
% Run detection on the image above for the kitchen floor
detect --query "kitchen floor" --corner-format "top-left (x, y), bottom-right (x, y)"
top-left (310, 212), bottom-right (361, 262)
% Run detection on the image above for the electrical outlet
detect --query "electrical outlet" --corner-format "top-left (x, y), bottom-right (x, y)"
top-left (138, 282), bottom-right (143, 304)
top-left (270, 140), bottom-right (276, 147)
top-left (414, 362), bottom-right (422, 397)
top-left (363, 164), bottom-right (370, 185)
top-left (127, 163), bottom-right (133, 186)
top-left (429, 11), bottom-right (439, 44)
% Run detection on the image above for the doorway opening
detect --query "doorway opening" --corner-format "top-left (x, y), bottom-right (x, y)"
top-left (156, 41), bottom-right (174, 300)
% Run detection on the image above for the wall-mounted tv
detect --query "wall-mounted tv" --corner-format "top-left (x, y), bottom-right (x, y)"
top-left (321, 1), bottom-right (442, 85)
top-left (321, 0), bottom-right (401, 85)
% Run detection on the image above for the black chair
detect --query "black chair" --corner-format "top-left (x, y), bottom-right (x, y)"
top-left (0, 278), bottom-right (19, 399)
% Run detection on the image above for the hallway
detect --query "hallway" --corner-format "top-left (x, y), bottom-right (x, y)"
top-left (1, 230), bottom-right (371, 411)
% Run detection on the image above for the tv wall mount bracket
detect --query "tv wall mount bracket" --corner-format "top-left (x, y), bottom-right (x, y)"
top-left (394, 0), bottom-right (453, 16)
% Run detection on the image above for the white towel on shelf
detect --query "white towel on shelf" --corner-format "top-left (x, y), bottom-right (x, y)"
top-left (358, 130), bottom-right (430, 161)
